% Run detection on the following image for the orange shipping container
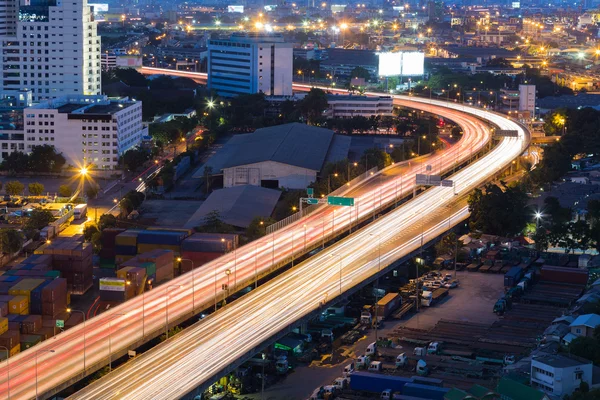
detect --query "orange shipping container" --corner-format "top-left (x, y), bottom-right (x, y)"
top-left (8, 296), bottom-right (28, 315)
top-left (0, 317), bottom-right (7, 335)
top-left (9, 344), bottom-right (19, 357)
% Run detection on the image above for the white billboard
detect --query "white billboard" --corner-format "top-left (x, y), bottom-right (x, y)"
top-left (378, 52), bottom-right (402, 77)
top-left (227, 5), bottom-right (244, 13)
top-left (401, 52), bottom-right (425, 76)
top-left (100, 278), bottom-right (126, 292)
top-left (378, 52), bottom-right (424, 77)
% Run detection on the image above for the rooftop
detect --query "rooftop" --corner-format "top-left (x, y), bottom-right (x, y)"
top-left (212, 123), bottom-right (337, 172)
top-left (57, 103), bottom-right (86, 113)
top-left (495, 377), bottom-right (547, 400)
top-left (326, 94), bottom-right (393, 102)
top-left (570, 313), bottom-right (600, 328)
top-left (84, 102), bottom-right (134, 115)
top-left (184, 185), bottom-right (281, 229)
top-left (322, 48), bottom-right (378, 66)
top-left (533, 353), bottom-right (591, 368)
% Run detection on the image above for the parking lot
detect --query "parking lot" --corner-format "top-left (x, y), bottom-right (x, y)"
top-left (242, 271), bottom-right (504, 400)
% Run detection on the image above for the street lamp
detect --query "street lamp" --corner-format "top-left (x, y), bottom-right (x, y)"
top-left (166, 285), bottom-right (183, 340)
top-left (224, 269), bottom-right (232, 299)
top-left (67, 308), bottom-right (86, 371)
top-left (177, 258), bottom-right (195, 309)
top-left (0, 345), bottom-right (9, 399)
top-left (535, 211), bottom-right (543, 230)
top-left (35, 349), bottom-right (55, 399)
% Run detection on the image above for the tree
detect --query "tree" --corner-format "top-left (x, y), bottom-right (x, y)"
top-left (4, 181), bottom-right (24, 196)
top-left (25, 209), bottom-right (55, 230)
top-left (0, 152), bottom-right (29, 173)
top-left (98, 214), bottom-right (117, 230)
top-left (350, 66), bottom-right (371, 80)
top-left (85, 184), bottom-right (99, 199)
top-left (246, 216), bottom-right (277, 241)
top-left (83, 223), bottom-right (99, 242)
top-left (195, 210), bottom-right (235, 233)
top-left (124, 191), bottom-right (145, 209)
top-left (467, 183), bottom-right (529, 236)
top-left (361, 148), bottom-right (392, 170)
top-left (58, 185), bottom-right (73, 198)
top-left (28, 145), bottom-right (66, 173)
top-left (122, 148), bottom-right (151, 172)
top-left (28, 182), bottom-right (44, 196)
top-left (119, 198), bottom-right (133, 215)
top-left (299, 88), bottom-right (328, 125)
top-left (0, 229), bottom-right (23, 254)
top-left (434, 232), bottom-right (463, 258)
top-left (569, 337), bottom-right (600, 365)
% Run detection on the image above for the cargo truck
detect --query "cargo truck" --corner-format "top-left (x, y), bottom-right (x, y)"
top-left (349, 371), bottom-right (413, 394)
top-left (374, 293), bottom-right (402, 321)
top-left (504, 266), bottom-right (524, 287)
top-left (73, 204), bottom-right (87, 220)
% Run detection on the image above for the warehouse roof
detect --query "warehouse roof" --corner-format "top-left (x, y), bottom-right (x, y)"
top-left (184, 185), bottom-right (281, 229)
top-left (221, 123), bottom-right (336, 171)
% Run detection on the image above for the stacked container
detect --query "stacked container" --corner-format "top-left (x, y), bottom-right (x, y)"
top-left (99, 228), bottom-right (126, 268)
top-left (41, 278), bottom-right (67, 317)
top-left (43, 237), bottom-right (93, 295)
top-left (137, 231), bottom-right (186, 256)
top-left (99, 277), bottom-right (132, 302)
top-left (0, 330), bottom-right (20, 358)
top-left (115, 230), bottom-right (141, 264)
top-left (180, 233), bottom-right (238, 270)
top-left (137, 250), bottom-right (175, 284)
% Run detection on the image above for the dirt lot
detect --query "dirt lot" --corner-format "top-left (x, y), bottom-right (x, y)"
top-left (242, 270), bottom-right (504, 400)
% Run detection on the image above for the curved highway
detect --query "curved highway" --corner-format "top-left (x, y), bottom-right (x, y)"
top-left (0, 88), bottom-right (524, 399)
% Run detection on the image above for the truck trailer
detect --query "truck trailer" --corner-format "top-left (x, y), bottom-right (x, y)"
top-left (349, 371), bottom-right (413, 394)
top-left (374, 293), bottom-right (402, 321)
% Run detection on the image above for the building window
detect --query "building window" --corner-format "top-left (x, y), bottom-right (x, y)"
top-left (575, 371), bottom-right (583, 380)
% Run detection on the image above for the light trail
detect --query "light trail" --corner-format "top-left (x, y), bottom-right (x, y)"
top-left (0, 89), bottom-right (525, 399)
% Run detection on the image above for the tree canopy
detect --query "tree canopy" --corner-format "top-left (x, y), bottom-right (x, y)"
top-left (467, 183), bottom-right (529, 236)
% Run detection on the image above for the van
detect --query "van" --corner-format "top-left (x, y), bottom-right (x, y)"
top-left (368, 361), bottom-right (383, 372)
top-left (413, 347), bottom-right (426, 356)
top-left (343, 363), bottom-right (355, 377)
top-left (427, 342), bottom-right (440, 354)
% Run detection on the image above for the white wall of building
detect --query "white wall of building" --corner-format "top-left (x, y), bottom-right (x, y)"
top-left (0, 0), bottom-right (101, 102)
top-left (25, 95), bottom-right (145, 170)
top-left (519, 84), bottom-right (536, 115)
top-left (223, 160), bottom-right (316, 189)
top-left (531, 358), bottom-right (592, 397)
top-left (326, 96), bottom-right (394, 118)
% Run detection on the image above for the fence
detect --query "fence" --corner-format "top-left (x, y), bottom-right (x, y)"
top-left (266, 167), bottom-right (379, 234)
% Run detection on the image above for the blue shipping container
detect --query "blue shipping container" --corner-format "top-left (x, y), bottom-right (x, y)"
top-left (349, 372), bottom-right (413, 394)
top-left (0, 276), bottom-right (19, 282)
top-left (504, 266), bottom-right (524, 287)
top-left (401, 383), bottom-right (449, 400)
top-left (114, 245), bottom-right (137, 256)
top-left (30, 280), bottom-right (51, 315)
top-left (138, 231), bottom-right (185, 246)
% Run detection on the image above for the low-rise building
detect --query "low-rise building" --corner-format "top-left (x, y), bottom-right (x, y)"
top-left (569, 313), bottom-right (600, 338)
top-left (531, 354), bottom-right (593, 397)
top-left (25, 95), bottom-right (146, 170)
top-left (325, 94), bottom-right (393, 119)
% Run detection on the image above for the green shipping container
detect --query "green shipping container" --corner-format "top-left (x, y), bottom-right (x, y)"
top-left (140, 262), bottom-right (156, 276)
top-left (44, 271), bottom-right (60, 279)
top-left (20, 334), bottom-right (42, 349)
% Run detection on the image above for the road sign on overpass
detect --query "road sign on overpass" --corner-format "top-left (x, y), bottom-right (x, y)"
top-left (495, 130), bottom-right (519, 137)
top-left (416, 174), bottom-right (441, 186)
top-left (327, 196), bottom-right (355, 206)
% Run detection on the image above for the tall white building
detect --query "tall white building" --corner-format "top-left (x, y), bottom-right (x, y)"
top-left (208, 33), bottom-right (292, 97)
top-left (0, 0), bottom-right (101, 102)
top-left (519, 84), bottom-right (536, 115)
top-left (25, 95), bottom-right (146, 170)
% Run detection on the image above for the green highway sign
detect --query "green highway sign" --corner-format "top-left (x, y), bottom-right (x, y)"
top-left (306, 188), bottom-right (314, 196)
top-left (306, 198), bottom-right (319, 205)
top-left (56, 320), bottom-right (64, 328)
top-left (327, 196), bottom-right (355, 207)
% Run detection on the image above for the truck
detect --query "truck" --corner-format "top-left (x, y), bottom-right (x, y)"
top-left (40, 225), bottom-right (56, 241)
top-left (504, 266), bottom-right (524, 287)
top-left (431, 288), bottom-right (449, 304)
top-left (360, 311), bottom-right (372, 325)
top-left (421, 291), bottom-right (433, 307)
top-left (73, 204), bottom-right (87, 220)
top-left (374, 293), bottom-right (402, 321)
top-left (349, 371), bottom-right (413, 394)
top-left (402, 383), bottom-right (449, 400)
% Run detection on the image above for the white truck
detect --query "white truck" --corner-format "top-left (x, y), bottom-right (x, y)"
top-left (73, 204), bottom-right (87, 220)
top-left (421, 290), bottom-right (433, 307)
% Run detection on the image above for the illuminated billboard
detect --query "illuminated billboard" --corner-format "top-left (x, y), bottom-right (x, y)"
top-left (378, 52), bottom-right (402, 77)
top-left (227, 5), bottom-right (244, 12)
top-left (401, 52), bottom-right (425, 76)
top-left (378, 52), bottom-right (424, 77)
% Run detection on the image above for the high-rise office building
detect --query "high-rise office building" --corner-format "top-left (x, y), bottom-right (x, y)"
top-left (208, 33), bottom-right (292, 97)
top-left (0, 0), bottom-right (101, 102)
top-left (519, 84), bottom-right (536, 115)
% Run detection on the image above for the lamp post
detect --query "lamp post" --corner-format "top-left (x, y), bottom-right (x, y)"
top-left (213, 262), bottom-right (227, 312)
top-left (165, 285), bottom-right (182, 340)
top-left (261, 353), bottom-right (267, 399)
top-left (225, 269), bottom-right (231, 299)
top-left (35, 349), bottom-right (55, 399)
top-left (0, 345), bottom-right (9, 400)
top-left (67, 308), bottom-right (86, 371)
top-left (108, 313), bottom-right (126, 372)
top-left (177, 258), bottom-right (195, 309)
top-left (535, 211), bottom-right (543, 230)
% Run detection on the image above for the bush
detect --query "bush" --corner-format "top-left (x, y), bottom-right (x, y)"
top-left (58, 185), bottom-right (73, 197)
top-left (5, 181), bottom-right (24, 196)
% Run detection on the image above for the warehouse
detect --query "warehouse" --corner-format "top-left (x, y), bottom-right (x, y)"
top-left (196, 123), bottom-right (350, 190)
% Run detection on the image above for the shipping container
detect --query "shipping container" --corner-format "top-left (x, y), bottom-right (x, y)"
top-left (350, 372), bottom-right (413, 393)
top-left (115, 254), bottom-right (134, 264)
top-left (137, 230), bottom-right (186, 246)
top-left (9, 343), bottom-right (19, 357)
top-left (41, 278), bottom-right (67, 303)
top-left (114, 245), bottom-right (137, 256)
top-left (21, 315), bottom-right (41, 334)
top-left (541, 266), bottom-right (589, 286)
top-left (374, 293), bottom-right (402, 320)
top-left (30, 280), bottom-right (51, 315)
top-left (0, 317), bottom-right (7, 335)
top-left (8, 279), bottom-right (46, 302)
top-left (0, 302), bottom-right (8, 317)
top-left (137, 243), bottom-right (180, 255)
top-left (20, 333), bottom-right (42, 350)
top-left (99, 278), bottom-right (126, 292)
top-left (8, 296), bottom-right (28, 315)
top-left (0, 330), bottom-right (20, 349)
top-left (115, 230), bottom-right (141, 247)
top-left (504, 266), bottom-right (524, 287)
